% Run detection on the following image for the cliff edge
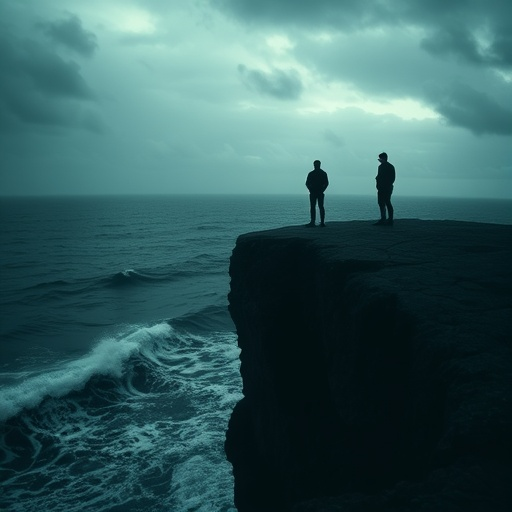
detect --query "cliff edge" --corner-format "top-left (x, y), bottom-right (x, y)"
top-left (225, 219), bottom-right (512, 512)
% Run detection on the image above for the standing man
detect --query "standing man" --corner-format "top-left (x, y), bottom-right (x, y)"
top-left (374, 152), bottom-right (395, 225)
top-left (306, 160), bottom-right (329, 227)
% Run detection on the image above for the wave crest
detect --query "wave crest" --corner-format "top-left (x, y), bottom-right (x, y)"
top-left (108, 269), bottom-right (160, 287)
top-left (0, 323), bottom-right (173, 422)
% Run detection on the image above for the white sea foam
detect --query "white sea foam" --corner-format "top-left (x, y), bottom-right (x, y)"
top-left (1, 327), bottom-right (242, 511)
top-left (0, 322), bottom-right (172, 422)
top-left (171, 455), bottom-right (237, 512)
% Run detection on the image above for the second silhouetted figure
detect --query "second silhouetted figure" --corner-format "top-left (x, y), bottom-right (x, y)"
top-left (374, 152), bottom-right (395, 225)
top-left (306, 160), bottom-right (329, 227)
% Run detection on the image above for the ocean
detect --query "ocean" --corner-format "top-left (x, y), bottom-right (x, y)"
top-left (1, 194), bottom-right (511, 511)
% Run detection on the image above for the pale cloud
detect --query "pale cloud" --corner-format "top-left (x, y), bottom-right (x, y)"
top-left (356, 99), bottom-right (439, 121)
top-left (72, 2), bottom-right (158, 36)
top-left (111, 7), bottom-right (157, 34)
top-left (265, 35), bottom-right (294, 54)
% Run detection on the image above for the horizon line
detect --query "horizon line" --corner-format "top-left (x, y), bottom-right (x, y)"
top-left (1, 193), bottom-right (511, 201)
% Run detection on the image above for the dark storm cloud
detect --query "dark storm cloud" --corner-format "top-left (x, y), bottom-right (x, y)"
top-left (19, 41), bottom-right (93, 100)
top-left (212, 0), bottom-right (381, 29)
top-left (37, 15), bottom-right (98, 57)
top-left (421, 25), bottom-right (512, 70)
top-left (238, 65), bottom-right (303, 100)
top-left (213, 0), bottom-right (512, 69)
top-left (409, 0), bottom-right (512, 70)
top-left (0, 30), bottom-right (100, 132)
top-left (424, 82), bottom-right (512, 136)
top-left (421, 27), bottom-right (487, 66)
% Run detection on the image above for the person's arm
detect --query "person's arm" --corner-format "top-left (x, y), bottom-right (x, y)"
top-left (382, 165), bottom-right (394, 187)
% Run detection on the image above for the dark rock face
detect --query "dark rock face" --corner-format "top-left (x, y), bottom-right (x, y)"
top-left (225, 220), bottom-right (512, 512)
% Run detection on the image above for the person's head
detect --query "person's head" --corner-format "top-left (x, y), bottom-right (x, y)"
top-left (378, 152), bottom-right (388, 162)
top-left (313, 160), bottom-right (321, 169)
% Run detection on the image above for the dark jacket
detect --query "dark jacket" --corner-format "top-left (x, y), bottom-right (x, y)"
top-left (376, 161), bottom-right (395, 190)
top-left (306, 169), bottom-right (329, 195)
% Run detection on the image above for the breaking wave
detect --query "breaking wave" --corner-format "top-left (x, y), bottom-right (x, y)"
top-left (0, 323), bottom-right (172, 422)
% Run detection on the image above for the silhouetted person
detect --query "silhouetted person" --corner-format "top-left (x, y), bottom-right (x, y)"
top-left (306, 160), bottom-right (329, 227)
top-left (374, 152), bottom-right (395, 225)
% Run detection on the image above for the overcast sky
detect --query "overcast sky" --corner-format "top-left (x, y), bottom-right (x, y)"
top-left (1, 0), bottom-right (511, 198)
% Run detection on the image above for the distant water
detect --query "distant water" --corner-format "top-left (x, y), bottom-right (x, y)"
top-left (1, 194), bottom-right (511, 511)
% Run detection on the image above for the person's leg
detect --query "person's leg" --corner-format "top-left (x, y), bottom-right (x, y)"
top-left (386, 189), bottom-right (393, 223)
top-left (377, 191), bottom-right (386, 220)
top-left (387, 199), bottom-right (394, 220)
top-left (318, 194), bottom-right (325, 225)
top-left (309, 194), bottom-right (317, 225)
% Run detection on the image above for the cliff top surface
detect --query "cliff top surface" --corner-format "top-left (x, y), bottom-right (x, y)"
top-left (237, 218), bottom-right (512, 262)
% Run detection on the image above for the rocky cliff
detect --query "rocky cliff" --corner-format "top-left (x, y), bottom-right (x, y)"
top-left (225, 219), bottom-right (512, 512)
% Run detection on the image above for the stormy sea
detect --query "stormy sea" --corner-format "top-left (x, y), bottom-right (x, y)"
top-left (1, 194), bottom-right (511, 512)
